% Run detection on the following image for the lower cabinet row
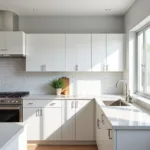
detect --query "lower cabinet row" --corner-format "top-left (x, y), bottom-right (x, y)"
top-left (23, 99), bottom-right (95, 141)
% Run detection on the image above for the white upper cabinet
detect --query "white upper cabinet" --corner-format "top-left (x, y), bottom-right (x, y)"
top-left (92, 34), bottom-right (107, 71)
top-left (5, 32), bottom-right (25, 55)
top-left (106, 34), bottom-right (124, 72)
top-left (66, 34), bottom-right (91, 71)
top-left (92, 34), bottom-right (124, 72)
top-left (0, 31), bottom-right (25, 55)
top-left (26, 34), bottom-right (66, 72)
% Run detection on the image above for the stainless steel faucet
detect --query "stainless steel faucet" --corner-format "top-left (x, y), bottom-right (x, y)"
top-left (116, 80), bottom-right (131, 102)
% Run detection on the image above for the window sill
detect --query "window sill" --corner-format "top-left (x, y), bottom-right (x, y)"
top-left (131, 94), bottom-right (150, 111)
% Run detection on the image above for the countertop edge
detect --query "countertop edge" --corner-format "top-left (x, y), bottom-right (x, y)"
top-left (0, 125), bottom-right (25, 150)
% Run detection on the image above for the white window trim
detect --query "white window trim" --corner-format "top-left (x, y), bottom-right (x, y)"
top-left (137, 25), bottom-right (150, 96)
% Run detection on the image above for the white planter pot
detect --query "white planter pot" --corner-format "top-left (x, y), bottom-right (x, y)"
top-left (56, 88), bottom-right (62, 95)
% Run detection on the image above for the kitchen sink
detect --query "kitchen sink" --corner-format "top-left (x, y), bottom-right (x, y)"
top-left (103, 100), bottom-right (129, 106)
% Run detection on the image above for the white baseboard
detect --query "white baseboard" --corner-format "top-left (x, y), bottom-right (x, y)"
top-left (28, 140), bottom-right (96, 145)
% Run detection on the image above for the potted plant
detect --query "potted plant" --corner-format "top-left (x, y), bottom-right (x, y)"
top-left (50, 78), bottom-right (64, 95)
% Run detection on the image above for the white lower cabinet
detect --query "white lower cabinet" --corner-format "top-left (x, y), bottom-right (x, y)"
top-left (61, 100), bottom-right (95, 141)
top-left (96, 103), bottom-right (114, 150)
top-left (75, 100), bottom-right (95, 141)
top-left (23, 99), bottom-right (95, 142)
top-left (42, 108), bottom-right (62, 140)
top-left (23, 100), bottom-right (62, 141)
top-left (62, 100), bottom-right (76, 140)
top-left (23, 108), bottom-right (41, 140)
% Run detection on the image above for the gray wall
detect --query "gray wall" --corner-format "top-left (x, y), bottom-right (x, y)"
top-left (0, 16), bottom-right (124, 94)
top-left (125, 0), bottom-right (150, 32)
top-left (19, 16), bottom-right (124, 33)
top-left (124, 0), bottom-right (150, 93)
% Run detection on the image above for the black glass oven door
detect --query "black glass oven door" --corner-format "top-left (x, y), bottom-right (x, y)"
top-left (0, 106), bottom-right (20, 122)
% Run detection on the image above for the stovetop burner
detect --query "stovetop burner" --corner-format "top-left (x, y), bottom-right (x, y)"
top-left (0, 92), bottom-right (29, 98)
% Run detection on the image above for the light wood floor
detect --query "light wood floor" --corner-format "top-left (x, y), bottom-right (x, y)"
top-left (28, 145), bottom-right (98, 150)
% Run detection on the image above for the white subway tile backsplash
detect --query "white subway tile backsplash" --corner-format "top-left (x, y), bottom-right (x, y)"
top-left (0, 58), bottom-right (123, 95)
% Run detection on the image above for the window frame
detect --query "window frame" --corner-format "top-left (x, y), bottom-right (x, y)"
top-left (137, 25), bottom-right (150, 98)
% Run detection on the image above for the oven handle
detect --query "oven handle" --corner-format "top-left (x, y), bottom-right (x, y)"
top-left (0, 107), bottom-right (20, 110)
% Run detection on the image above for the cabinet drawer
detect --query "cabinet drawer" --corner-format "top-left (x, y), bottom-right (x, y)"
top-left (23, 100), bottom-right (62, 108)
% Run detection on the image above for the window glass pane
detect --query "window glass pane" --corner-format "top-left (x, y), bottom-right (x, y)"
top-left (145, 28), bottom-right (150, 94)
top-left (138, 32), bottom-right (144, 92)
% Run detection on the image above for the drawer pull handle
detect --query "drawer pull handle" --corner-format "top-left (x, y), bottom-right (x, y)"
top-left (101, 114), bottom-right (104, 124)
top-left (50, 103), bottom-right (55, 106)
top-left (97, 119), bottom-right (100, 129)
top-left (108, 129), bottom-right (112, 139)
top-left (28, 102), bottom-right (33, 105)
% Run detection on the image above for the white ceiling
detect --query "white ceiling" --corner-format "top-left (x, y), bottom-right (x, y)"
top-left (0, 0), bottom-right (136, 16)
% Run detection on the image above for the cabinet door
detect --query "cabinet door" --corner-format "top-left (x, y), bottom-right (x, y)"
top-left (107, 34), bottom-right (124, 71)
top-left (62, 100), bottom-right (76, 140)
top-left (92, 34), bottom-right (106, 71)
top-left (66, 34), bottom-right (91, 71)
top-left (43, 34), bottom-right (66, 71)
top-left (96, 103), bottom-right (102, 146)
top-left (42, 107), bottom-right (62, 140)
top-left (75, 100), bottom-right (95, 141)
top-left (26, 34), bottom-right (47, 71)
top-left (23, 108), bottom-right (41, 140)
top-left (26, 34), bottom-right (65, 71)
top-left (5, 31), bottom-right (25, 55)
top-left (99, 129), bottom-right (114, 150)
top-left (0, 32), bottom-right (6, 55)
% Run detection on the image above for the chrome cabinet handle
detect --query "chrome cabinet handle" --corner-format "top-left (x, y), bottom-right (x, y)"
top-left (97, 119), bottom-right (100, 129)
top-left (75, 65), bottom-right (78, 71)
top-left (40, 109), bottom-right (42, 116)
top-left (101, 114), bottom-right (104, 124)
top-left (36, 109), bottom-right (39, 117)
top-left (41, 65), bottom-right (46, 71)
top-left (108, 129), bottom-right (112, 139)
top-left (28, 102), bottom-right (33, 105)
top-left (75, 101), bottom-right (78, 108)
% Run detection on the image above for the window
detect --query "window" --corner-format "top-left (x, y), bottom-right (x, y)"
top-left (137, 26), bottom-right (150, 95)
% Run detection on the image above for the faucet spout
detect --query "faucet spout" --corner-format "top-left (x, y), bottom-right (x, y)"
top-left (116, 80), bottom-right (129, 102)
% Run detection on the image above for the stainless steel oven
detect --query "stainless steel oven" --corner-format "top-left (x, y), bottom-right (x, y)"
top-left (0, 105), bottom-right (23, 122)
top-left (0, 92), bottom-right (29, 122)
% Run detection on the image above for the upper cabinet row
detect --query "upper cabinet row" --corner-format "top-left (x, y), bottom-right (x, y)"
top-left (0, 31), bottom-right (25, 55)
top-left (26, 34), bottom-right (124, 72)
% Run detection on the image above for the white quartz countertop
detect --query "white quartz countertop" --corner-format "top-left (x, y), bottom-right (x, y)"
top-left (0, 123), bottom-right (25, 150)
top-left (95, 97), bottom-right (150, 129)
top-left (23, 94), bottom-right (150, 129)
top-left (23, 94), bottom-right (124, 100)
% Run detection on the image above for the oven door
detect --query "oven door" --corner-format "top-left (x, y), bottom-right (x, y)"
top-left (0, 105), bottom-right (22, 122)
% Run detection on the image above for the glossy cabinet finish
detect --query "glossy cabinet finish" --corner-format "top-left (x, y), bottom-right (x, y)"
top-left (66, 34), bottom-right (91, 71)
top-left (0, 31), bottom-right (25, 55)
top-left (23, 108), bottom-right (41, 140)
top-left (92, 34), bottom-right (106, 71)
top-left (23, 100), bottom-right (62, 141)
top-left (26, 34), bottom-right (66, 71)
top-left (23, 99), bottom-right (94, 141)
top-left (92, 34), bottom-right (124, 72)
top-left (75, 100), bottom-right (95, 141)
top-left (106, 34), bottom-right (124, 72)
